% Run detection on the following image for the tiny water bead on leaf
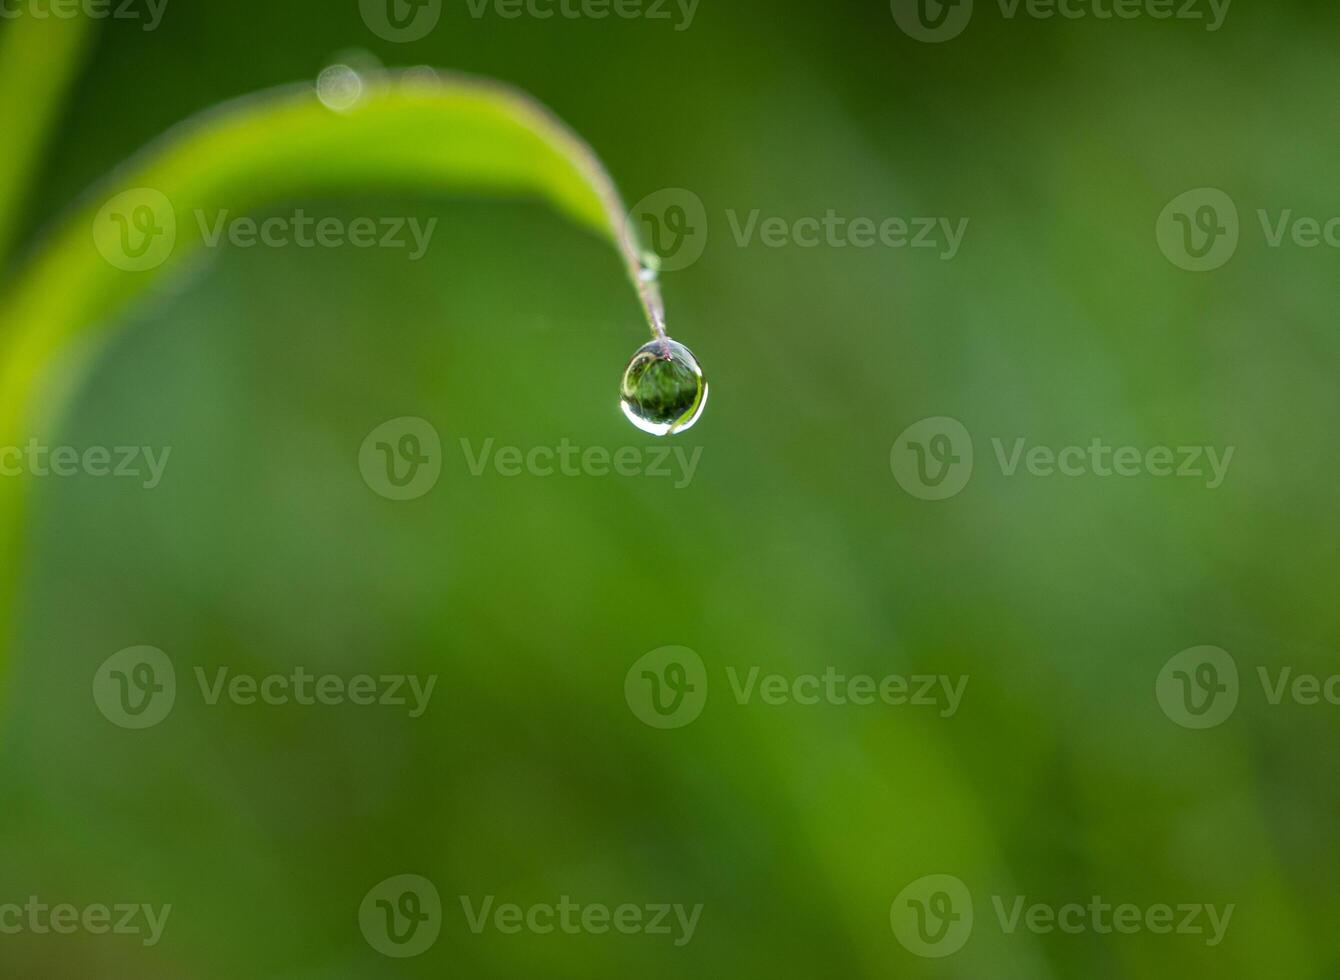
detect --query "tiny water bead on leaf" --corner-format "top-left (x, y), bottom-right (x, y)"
top-left (619, 338), bottom-right (708, 436)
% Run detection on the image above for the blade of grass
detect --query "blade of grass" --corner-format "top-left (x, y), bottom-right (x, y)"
top-left (0, 68), bottom-right (666, 702)
top-left (0, 11), bottom-right (94, 273)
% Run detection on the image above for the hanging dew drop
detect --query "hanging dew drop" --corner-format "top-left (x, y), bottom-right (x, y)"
top-left (619, 338), bottom-right (708, 436)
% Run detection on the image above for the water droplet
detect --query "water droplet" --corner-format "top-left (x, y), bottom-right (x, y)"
top-left (619, 338), bottom-right (708, 436)
top-left (317, 64), bottom-right (364, 112)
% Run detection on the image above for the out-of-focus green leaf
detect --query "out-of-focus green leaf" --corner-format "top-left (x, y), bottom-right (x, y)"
top-left (0, 11), bottom-right (94, 270)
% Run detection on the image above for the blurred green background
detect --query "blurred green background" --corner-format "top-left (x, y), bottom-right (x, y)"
top-left (2, 0), bottom-right (1339, 976)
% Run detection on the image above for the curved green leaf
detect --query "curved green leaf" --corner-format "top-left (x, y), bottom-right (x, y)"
top-left (0, 68), bottom-right (668, 692)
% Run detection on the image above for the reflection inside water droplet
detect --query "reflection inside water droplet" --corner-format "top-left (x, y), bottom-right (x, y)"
top-left (619, 338), bottom-right (708, 436)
